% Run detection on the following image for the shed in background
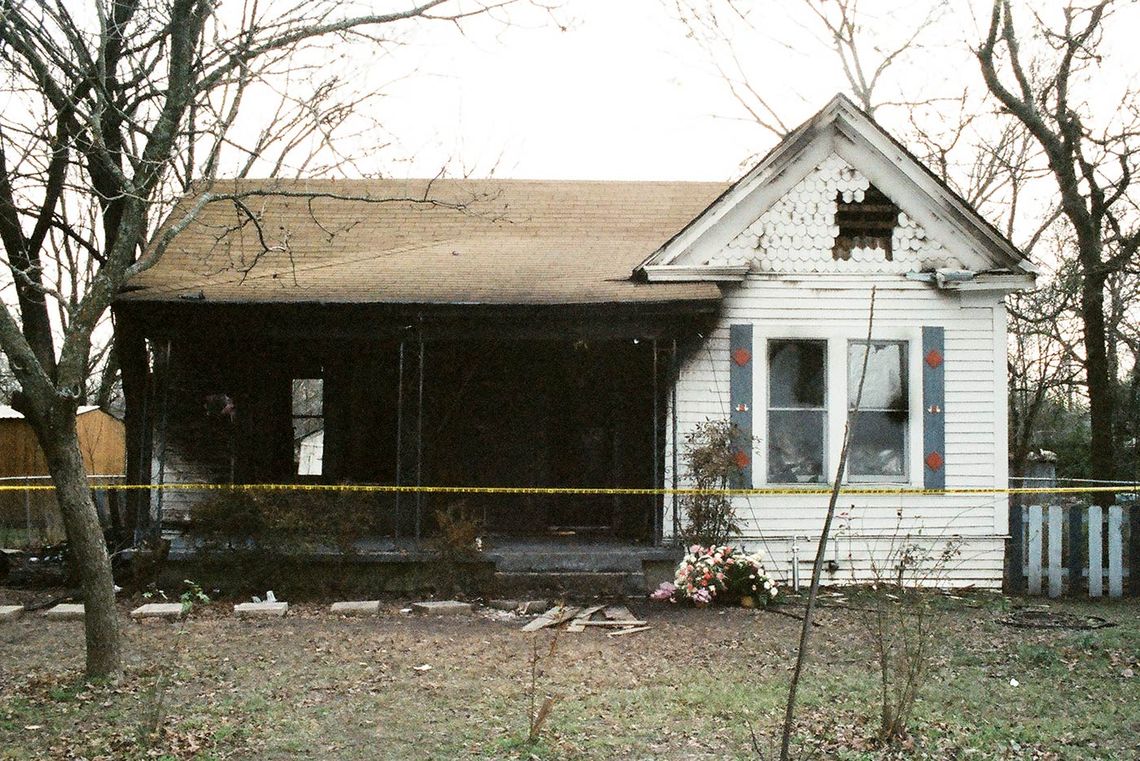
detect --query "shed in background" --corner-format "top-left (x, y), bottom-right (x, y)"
top-left (0, 405), bottom-right (125, 546)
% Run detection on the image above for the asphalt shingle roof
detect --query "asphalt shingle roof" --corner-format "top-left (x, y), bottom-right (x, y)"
top-left (120, 178), bottom-right (728, 305)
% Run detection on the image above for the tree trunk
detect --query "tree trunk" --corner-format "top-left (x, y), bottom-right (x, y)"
top-left (37, 406), bottom-right (122, 680)
top-left (1080, 267), bottom-right (1115, 505)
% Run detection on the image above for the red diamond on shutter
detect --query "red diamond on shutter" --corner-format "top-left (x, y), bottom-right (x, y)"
top-left (924, 349), bottom-right (943, 368)
top-left (732, 347), bottom-right (752, 367)
top-left (925, 451), bottom-right (944, 471)
top-left (733, 450), bottom-right (751, 469)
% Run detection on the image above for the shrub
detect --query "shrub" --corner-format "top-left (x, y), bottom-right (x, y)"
top-left (843, 508), bottom-right (964, 744)
top-left (188, 488), bottom-right (383, 556)
top-left (426, 500), bottom-right (484, 596)
top-left (866, 539), bottom-right (962, 743)
top-left (679, 419), bottom-right (746, 546)
top-left (428, 500), bottom-right (483, 561)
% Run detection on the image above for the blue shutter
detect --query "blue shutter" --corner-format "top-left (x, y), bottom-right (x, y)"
top-left (922, 326), bottom-right (946, 490)
top-left (729, 324), bottom-right (753, 488)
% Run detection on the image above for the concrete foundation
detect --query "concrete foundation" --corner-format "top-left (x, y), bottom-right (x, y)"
top-left (234, 601), bottom-right (289, 618)
top-left (411, 600), bottom-right (472, 615)
top-left (0, 605), bottom-right (24, 622)
top-left (330, 600), bottom-right (381, 616)
top-left (44, 603), bottom-right (85, 621)
top-left (130, 603), bottom-right (185, 620)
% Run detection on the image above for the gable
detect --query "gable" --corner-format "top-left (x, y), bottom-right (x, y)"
top-left (638, 94), bottom-right (1035, 290)
top-left (718, 153), bottom-right (986, 275)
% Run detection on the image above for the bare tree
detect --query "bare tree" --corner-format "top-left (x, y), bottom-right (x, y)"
top-left (1007, 250), bottom-right (1084, 478)
top-left (0, 349), bottom-right (15, 402)
top-left (977, 0), bottom-right (1140, 500)
top-left (0, 0), bottom-right (548, 680)
top-left (672, 0), bottom-right (950, 140)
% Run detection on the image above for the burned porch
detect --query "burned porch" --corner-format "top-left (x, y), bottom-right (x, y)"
top-left (113, 178), bottom-right (728, 551)
top-left (115, 302), bottom-right (714, 544)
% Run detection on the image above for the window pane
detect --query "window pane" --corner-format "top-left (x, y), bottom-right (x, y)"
top-left (848, 342), bottom-right (905, 411)
top-left (292, 378), bottom-right (324, 475)
top-left (769, 340), bottom-right (825, 408)
top-left (768, 410), bottom-right (825, 483)
top-left (849, 411), bottom-right (906, 478)
top-left (296, 429), bottom-right (324, 476)
top-left (292, 378), bottom-right (323, 416)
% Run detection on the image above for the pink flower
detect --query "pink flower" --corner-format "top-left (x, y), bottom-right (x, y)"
top-left (650, 582), bottom-right (677, 601)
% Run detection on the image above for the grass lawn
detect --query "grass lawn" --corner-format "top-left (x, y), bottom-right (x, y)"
top-left (0, 589), bottom-right (1136, 760)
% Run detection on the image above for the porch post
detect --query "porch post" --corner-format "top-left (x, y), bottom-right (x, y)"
top-left (671, 338), bottom-right (679, 545)
top-left (394, 340), bottom-right (404, 539)
top-left (118, 315), bottom-right (152, 543)
top-left (652, 338), bottom-right (661, 544)
top-left (415, 334), bottom-right (425, 542)
top-left (150, 339), bottom-right (173, 535)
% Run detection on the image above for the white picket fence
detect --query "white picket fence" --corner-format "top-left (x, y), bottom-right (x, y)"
top-left (1024, 503), bottom-right (1127, 598)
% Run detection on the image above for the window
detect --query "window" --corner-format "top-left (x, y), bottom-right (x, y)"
top-left (848, 341), bottom-right (907, 480)
top-left (833, 184), bottom-right (899, 261)
top-left (767, 340), bottom-right (826, 483)
top-left (292, 377), bottom-right (324, 476)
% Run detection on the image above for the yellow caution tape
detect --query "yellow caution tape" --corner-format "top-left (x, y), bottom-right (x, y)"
top-left (0, 482), bottom-right (1136, 497)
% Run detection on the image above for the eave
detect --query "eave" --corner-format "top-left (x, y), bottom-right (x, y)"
top-left (639, 263), bottom-right (750, 282)
top-left (904, 269), bottom-right (1036, 293)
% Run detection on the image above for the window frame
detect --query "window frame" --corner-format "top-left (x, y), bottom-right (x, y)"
top-left (753, 329), bottom-right (921, 487)
top-left (291, 376), bottom-right (325, 478)
top-left (765, 338), bottom-right (829, 485)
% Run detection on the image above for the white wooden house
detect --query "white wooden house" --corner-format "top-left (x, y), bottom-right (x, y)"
top-left (641, 95), bottom-right (1035, 587)
top-left (115, 95), bottom-right (1031, 589)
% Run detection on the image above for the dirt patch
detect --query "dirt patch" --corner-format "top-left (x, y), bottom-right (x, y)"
top-left (1, 591), bottom-right (1137, 759)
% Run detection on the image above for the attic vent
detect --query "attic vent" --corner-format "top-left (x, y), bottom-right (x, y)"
top-left (833, 184), bottom-right (899, 261)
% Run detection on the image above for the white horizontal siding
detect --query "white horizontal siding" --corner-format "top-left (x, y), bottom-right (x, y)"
top-left (665, 274), bottom-right (1009, 588)
top-left (734, 536), bottom-right (1005, 589)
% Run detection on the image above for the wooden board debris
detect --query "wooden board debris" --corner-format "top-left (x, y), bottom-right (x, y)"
top-left (519, 603), bottom-right (650, 634)
top-left (577, 619), bottom-right (647, 627)
top-left (521, 605), bottom-right (580, 632)
top-left (603, 605), bottom-right (635, 621)
top-left (566, 604), bottom-right (606, 633)
top-left (607, 625), bottom-right (651, 637)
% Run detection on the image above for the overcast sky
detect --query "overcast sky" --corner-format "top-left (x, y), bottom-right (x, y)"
top-left (334, 0), bottom-right (1138, 195)
top-left (379, 0), bottom-right (763, 181)
top-left (368, 0), bottom-right (970, 181)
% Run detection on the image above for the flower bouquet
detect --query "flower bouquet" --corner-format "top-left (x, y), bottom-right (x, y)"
top-left (651, 544), bottom-right (779, 607)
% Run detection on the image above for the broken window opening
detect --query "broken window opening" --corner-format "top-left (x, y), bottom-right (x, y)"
top-left (833, 184), bottom-right (899, 261)
top-left (848, 340), bottom-right (908, 481)
top-left (292, 377), bottom-right (324, 476)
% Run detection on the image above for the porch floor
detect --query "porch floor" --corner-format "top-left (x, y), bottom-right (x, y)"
top-left (167, 533), bottom-right (680, 572)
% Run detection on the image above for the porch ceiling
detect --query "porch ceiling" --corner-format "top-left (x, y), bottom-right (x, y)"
top-left (120, 178), bottom-right (728, 306)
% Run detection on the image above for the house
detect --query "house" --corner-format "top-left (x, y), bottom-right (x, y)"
top-left (113, 95), bottom-right (1033, 588)
top-left (0, 405), bottom-right (126, 545)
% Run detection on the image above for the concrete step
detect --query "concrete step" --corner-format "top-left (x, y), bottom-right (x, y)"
top-left (494, 571), bottom-right (646, 597)
top-left (492, 551), bottom-right (644, 574)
